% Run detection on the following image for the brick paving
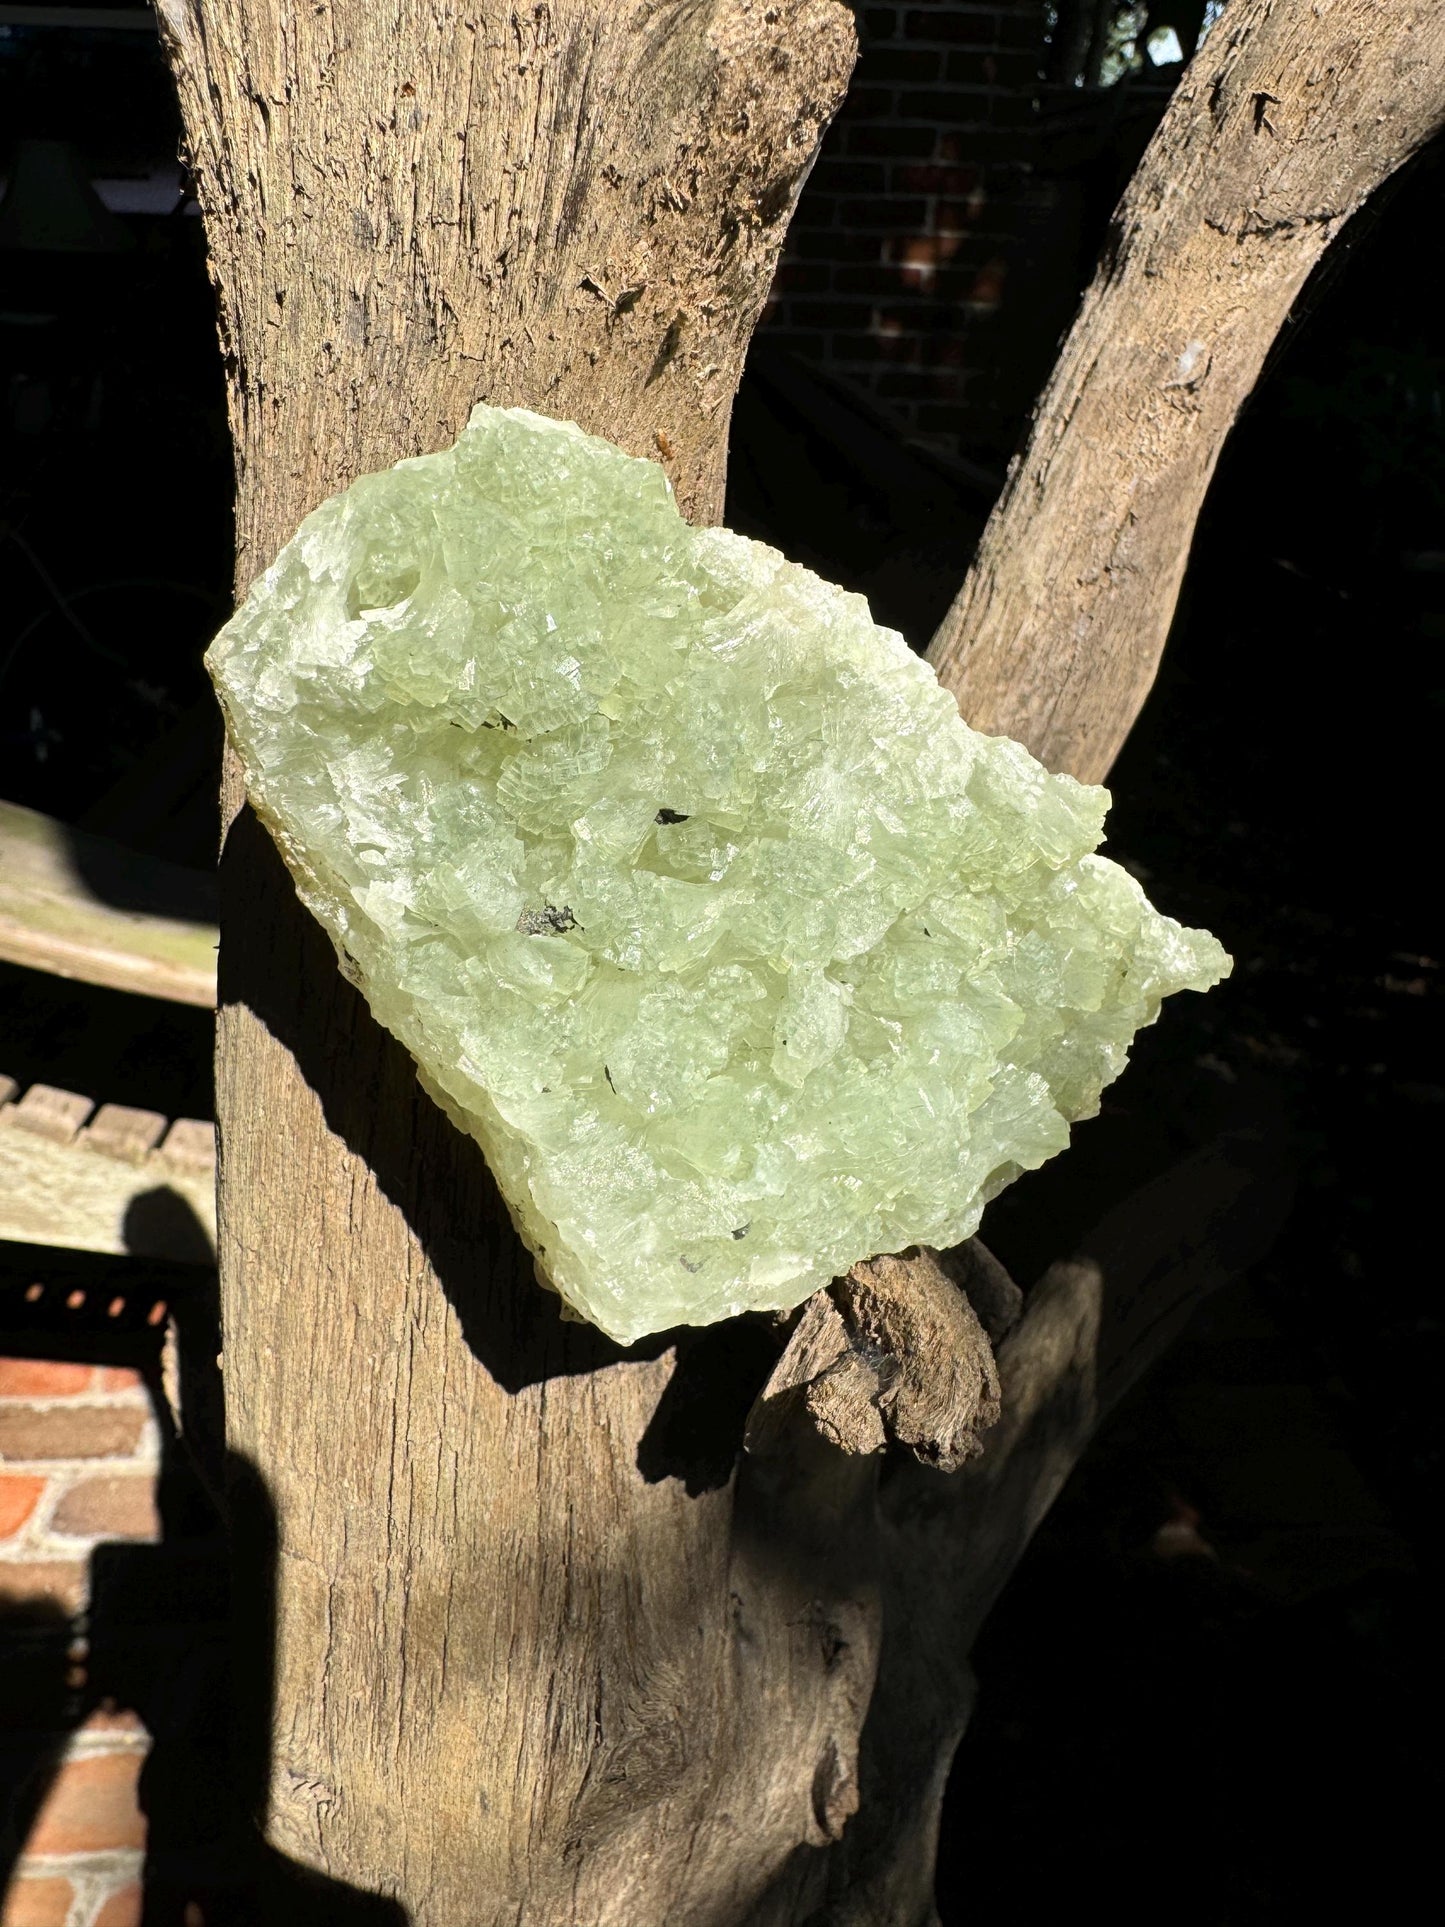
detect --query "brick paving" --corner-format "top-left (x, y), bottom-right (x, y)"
top-left (1, 1356), bottom-right (159, 1927)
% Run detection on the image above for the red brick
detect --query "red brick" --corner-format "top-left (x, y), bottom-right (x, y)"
top-left (791, 228), bottom-right (889, 263)
top-left (888, 230), bottom-right (965, 290)
top-left (891, 162), bottom-right (980, 194)
top-left (948, 47), bottom-right (1040, 86)
top-left (834, 262), bottom-right (917, 295)
top-left (920, 333), bottom-right (974, 368)
top-left (1, 1876), bottom-right (74, 1927)
top-left (966, 256), bottom-right (1008, 306)
top-left (870, 298), bottom-right (932, 330)
top-left (811, 159), bottom-right (887, 195)
top-left (771, 262), bottom-right (833, 294)
top-left (0, 1472), bottom-right (46, 1540)
top-left (828, 334), bottom-right (919, 366)
top-left (839, 197), bottom-right (927, 230)
top-left (94, 1366), bottom-right (146, 1395)
top-left (935, 197), bottom-right (986, 233)
top-left (0, 1560), bottom-right (87, 1615)
top-left (903, 90), bottom-right (995, 123)
top-left (843, 123), bottom-right (937, 157)
top-left (860, 6), bottom-right (899, 39)
top-left (866, 47), bottom-right (942, 82)
top-left (0, 1405), bottom-right (146, 1461)
top-left (25, 1751), bottom-right (146, 1855)
top-left (790, 300), bottom-right (875, 331)
top-left (940, 125), bottom-right (1029, 162)
top-left (0, 1359), bottom-right (94, 1398)
top-left (905, 9), bottom-right (992, 44)
top-left (93, 1887), bottom-right (144, 1927)
top-left (50, 1474), bottom-right (159, 1542)
top-left (871, 332), bottom-right (926, 364)
top-left (836, 85), bottom-right (895, 120)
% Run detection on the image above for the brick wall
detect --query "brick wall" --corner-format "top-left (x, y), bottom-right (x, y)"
top-left (1, 1356), bottom-right (160, 1927)
top-left (760, 2), bottom-right (1052, 460)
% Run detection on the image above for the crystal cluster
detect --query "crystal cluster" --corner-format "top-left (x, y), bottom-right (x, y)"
top-left (208, 405), bottom-right (1229, 1343)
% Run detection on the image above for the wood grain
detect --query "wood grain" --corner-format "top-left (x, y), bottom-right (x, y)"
top-left (154, 3), bottom-right (1361, 1916)
top-left (157, 4), bottom-right (866, 1919)
top-left (748, 1246), bottom-right (1003, 1471)
top-left (814, 1127), bottom-right (1296, 1925)
top-left (929, 0), bottom-right (1445, 782)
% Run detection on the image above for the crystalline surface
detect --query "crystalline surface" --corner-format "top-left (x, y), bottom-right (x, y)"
top-left (208, 405), bottom-right (1229, 1344)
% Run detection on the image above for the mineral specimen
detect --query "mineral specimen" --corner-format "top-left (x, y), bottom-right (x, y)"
top-left (208, 404), bottom-right (1229, 1344)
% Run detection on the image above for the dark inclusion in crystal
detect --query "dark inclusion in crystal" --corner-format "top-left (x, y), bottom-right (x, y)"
top-left (206, 403), bottom-right (1228, 1343)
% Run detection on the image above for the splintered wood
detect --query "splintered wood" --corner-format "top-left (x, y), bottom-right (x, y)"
top-left (748, 1245), bottom-right (1004, 1471)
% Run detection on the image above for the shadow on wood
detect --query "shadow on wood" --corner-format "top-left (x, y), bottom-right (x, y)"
top-left (0, 1231), bottom-right (405, 1924)
top-left (219, 805), bottom-right (668, 1396)
top-left (219, 804), bottom-right (791, 1489)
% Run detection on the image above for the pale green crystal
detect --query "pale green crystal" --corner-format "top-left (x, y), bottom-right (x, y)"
top-left (208, 404), bottom-right (1229, 1344)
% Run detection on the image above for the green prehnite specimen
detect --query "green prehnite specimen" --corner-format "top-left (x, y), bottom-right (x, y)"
top-left (208, 405), bottom-right (1229, 1344)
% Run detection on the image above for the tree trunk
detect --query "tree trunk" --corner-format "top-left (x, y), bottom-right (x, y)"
top-left (155, 1), bottom-right (1413, 1921)
top-left (157, 4), bottom-right (877, 1920)
top-left (929, 0), bottom-right (1445, 782)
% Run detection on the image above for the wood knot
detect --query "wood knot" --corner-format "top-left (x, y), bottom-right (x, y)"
top-left (745, 1242), bottom-right (1011, 1469)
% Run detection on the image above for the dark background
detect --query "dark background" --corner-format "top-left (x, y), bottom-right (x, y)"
top-left (1, 7), bottom-right (1440, 1922)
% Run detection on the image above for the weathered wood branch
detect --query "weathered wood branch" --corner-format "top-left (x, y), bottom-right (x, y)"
top-left (158, 4), bottom-right (869, 1920)
top-left (929, 0), bottom-right (1445, 780)
top-left (157, 0), bottom-right (853, 560)
top-left (807, 1126), bottom-right (1295, 1926)
top-left (155, 1), bottom-right (1349, 1917)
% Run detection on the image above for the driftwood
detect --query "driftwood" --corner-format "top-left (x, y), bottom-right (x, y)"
top-left (158, 5), bottom-right (880, 1919)
top-left (150, 0), bottom-right (1389, 1918)
top-left (806, 1127), bottom-right (1295, 1926)
top-left (929, 0), bottom-right (1445, 781)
